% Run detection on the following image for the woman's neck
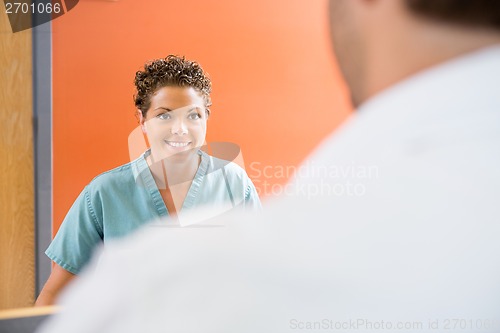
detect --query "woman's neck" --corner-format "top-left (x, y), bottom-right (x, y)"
top-left (147, 151), bottom-right (200, 189)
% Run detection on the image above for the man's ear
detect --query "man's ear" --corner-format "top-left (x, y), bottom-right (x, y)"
top-left (137, 110), bottom-right (147, 134)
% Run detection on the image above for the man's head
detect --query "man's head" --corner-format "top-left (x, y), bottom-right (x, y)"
top-left (405, 0), bottom-right (500, 29)
top-left (329, 0), bottom-right (500, 107)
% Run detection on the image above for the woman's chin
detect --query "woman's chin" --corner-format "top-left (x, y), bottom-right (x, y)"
top-left (152, 146), bottom-right (198, 163)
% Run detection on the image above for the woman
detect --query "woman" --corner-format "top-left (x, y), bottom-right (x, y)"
top-left (35, 55), bottom-right (261, 305)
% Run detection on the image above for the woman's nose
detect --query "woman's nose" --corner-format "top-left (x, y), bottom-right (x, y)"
top-left (171, 119), bottom-right (188, 135)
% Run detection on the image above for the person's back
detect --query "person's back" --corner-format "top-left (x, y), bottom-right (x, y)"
top-left (37, 1), bottom-right (500, 332)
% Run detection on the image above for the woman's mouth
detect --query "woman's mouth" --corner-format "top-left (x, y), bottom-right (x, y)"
top-left (165, 141), bottom-right (191, 148)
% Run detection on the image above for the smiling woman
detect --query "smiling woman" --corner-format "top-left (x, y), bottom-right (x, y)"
top-left (34, 55), bottom-right (262, 306)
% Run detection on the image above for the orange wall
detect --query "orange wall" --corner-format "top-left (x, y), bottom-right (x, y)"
top-left (52, 0), bottom-right (352, 233)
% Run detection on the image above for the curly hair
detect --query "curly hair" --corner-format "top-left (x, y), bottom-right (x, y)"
top-left (134, 55), bottom-right (212, 117)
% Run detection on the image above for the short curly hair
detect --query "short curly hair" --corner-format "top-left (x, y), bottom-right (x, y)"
top-left (134, 55), bottom-right (212, 117)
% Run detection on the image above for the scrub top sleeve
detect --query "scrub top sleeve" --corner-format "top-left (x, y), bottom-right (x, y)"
top-left (45, 186), bottom-right (104, 275)
top-left (244, 179), bottom-right (263, 211)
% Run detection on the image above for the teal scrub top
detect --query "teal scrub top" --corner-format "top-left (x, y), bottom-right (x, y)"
top-left (46, 150), bottom-right (262, 274)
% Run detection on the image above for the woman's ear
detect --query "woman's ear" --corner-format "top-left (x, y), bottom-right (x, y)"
top-left (137, 110), bottom-right (147, 134)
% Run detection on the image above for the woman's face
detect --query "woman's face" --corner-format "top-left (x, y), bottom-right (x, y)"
top-left (140, 86), bottom-right (208, 161)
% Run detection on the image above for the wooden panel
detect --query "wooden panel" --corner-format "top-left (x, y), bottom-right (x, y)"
top-left (0, 306), bottom-right (58, 333)
top-left (0, 306), bottom-right (59, 320)
top-left (0, 11), bottom-right (35, 309)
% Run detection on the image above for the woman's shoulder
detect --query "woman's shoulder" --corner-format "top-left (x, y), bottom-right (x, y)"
top-left (201, 152), bottom-right (260, 204)
top-left (203, 152), bottom-right (248, 178)
top-left (87, 155), bottom-right (144, 191)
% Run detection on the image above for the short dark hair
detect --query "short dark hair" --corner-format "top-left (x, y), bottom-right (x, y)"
top-left (405, 0), bottom-right (500, 30)
top-left (134, 55), bottom-right (212, 117)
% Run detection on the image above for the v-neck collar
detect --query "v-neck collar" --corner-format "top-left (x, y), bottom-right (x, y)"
top-left (135, 149), bottom-right (210, 217)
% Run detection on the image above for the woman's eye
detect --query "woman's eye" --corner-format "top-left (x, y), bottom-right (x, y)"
top-left (157, 113), bottom-right (171, 120)
top-left (188, 113), bottom-right (201, 120)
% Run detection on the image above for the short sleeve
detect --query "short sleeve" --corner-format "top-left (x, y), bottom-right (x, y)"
top-left (244, 179), bottom-right (262, 211)
top-left (45, 186), bottom-right (104, 274)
